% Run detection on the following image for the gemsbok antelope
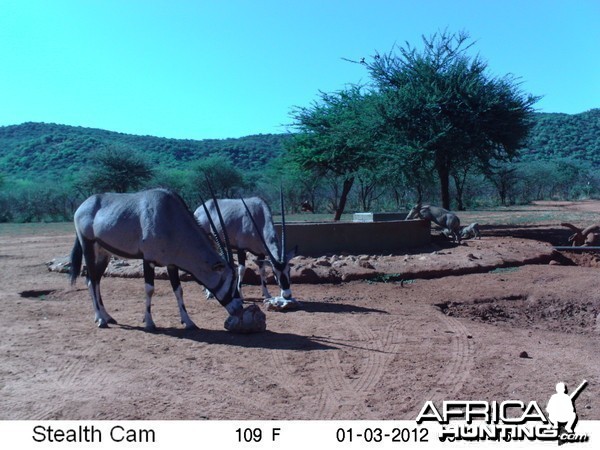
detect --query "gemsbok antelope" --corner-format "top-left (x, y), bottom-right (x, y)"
top-left (406, 203), bottom-right (462, 243)
top-left (194, 195), bottom-right (297, 300)
top-left (70, 188), bottom-right (243, 329)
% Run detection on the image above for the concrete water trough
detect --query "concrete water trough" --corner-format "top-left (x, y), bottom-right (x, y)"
top-left (352, 212), bottom-right (409, 222)
top-left (274, 215), bottom-right (430, 257)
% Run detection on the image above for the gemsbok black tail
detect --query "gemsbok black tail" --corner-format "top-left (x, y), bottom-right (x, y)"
top-left (69, 237), bottom-right (83, 286)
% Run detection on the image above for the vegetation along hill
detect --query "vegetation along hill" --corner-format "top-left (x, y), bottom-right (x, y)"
top-left (520, 109), bottom-right (600, 164)
top-left (0, 122), bottom-right (290, 181)
top-left (0, 109), bottom-right (599, 183)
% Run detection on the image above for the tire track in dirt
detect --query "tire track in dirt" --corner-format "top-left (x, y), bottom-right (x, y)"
top-left (268, 347), bottom-right (326, 419)
top-left (427, 311), bottom-right (475, 403)
top-left (23, 344), bottom-right (115, 420)
top-left (315, 319), bottom-right (405, 419)
top-left (270, 311), bottom-right (474, 420)
top-left (207, 394), bottom-right (276, 420)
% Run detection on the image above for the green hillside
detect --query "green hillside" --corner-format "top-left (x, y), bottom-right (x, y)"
top-left (1, 110), bottom-right (599, 222)
top-left (520, 109), bottom-right (600, 164)
top-left (1, 109), bottom-right (599, 182)
top-left (0, 122), bottom-right (289, 180)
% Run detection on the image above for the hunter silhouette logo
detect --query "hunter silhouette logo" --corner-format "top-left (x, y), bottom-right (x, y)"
top-left (416, 379), bottom-right (590, 443)
top-left (546, 380), bottom-right (588, 442)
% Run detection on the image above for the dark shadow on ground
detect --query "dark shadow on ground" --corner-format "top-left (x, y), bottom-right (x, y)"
top-left (480, 224), bottom-right (572, 245)
top-left (299, 301), bottom-right (389, 315)
top-left (117, 324), bottom-right (336, 351)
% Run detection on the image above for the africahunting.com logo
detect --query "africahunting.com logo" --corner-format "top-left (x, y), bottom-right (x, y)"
top-left (416, 380), bottom-right (589, 444)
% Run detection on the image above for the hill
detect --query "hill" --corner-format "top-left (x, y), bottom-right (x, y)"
top-left (0, 122), bottom-right (290, 180)
top-left (520, 109), bottom-right (600, 164)
top-left (1, 109), bottom-right (599, 181)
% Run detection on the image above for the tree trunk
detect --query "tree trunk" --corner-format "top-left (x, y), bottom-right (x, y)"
top-left (452, 167), bottom-right (469, 211)
top-left (499, 184), bottom-right (507, 206)
top-left (333, 176), bottom-right (355, 221)
top-left (437, 165), bottom-right (451, 210)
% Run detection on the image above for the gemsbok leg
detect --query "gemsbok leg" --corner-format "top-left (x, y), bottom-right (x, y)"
top-left (256, 254), bottom-right (271, 299)
top-left (142, 262), bottom-right (197, 330)
top-left (236, 249), bottom-right (246, 300)
top-left (142, 260), bottom-right (157, 331)
top-left (167, 265), bottom-right (197, 330)
top-left (81, 239), bottom-right (116, 328)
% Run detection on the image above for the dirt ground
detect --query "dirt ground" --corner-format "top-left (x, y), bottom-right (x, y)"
top-left (1, 201), bottom-right (599, 420)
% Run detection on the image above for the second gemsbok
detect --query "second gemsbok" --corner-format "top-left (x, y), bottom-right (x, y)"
top-left (194, 195), bottom-right (296, 300)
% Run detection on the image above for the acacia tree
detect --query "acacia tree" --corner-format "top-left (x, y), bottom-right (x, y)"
top-left (192, 154), bottom-right (246, 199)
top-left (83, 146), bottom-right (154, 194)
top-left (287, 86), bottom-right (380, 220)
top-left (364, 30), bottom-right (539, 209)
top-left (260, 156), bottom-right (324, 214)
top-left (484, 162), bottom-right (519, 206)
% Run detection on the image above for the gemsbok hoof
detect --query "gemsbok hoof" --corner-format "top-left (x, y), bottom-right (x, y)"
top-left (96, 319), bottom-right (109, 328)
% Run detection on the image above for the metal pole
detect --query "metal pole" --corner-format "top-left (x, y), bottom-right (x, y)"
top-left (553, 246), bottom-right (600, 251)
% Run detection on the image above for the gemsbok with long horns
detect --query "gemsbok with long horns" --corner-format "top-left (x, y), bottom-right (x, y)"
top-left (194, 194), bottom-right (297, 300)
top-left (70, 188), bottom-right (243, 329)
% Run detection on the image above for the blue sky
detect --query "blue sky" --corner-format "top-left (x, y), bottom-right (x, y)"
top-left (0, 0), bottom-right (598, 140)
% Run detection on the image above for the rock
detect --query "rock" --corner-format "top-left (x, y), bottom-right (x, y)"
top-left (332, 261), bottom-right (348, 269)
top-left (224, 304), bottom-right (266, 333)
top-left (46, 256), bottom-right (71, 273)
top-left (358, 260), bottom-right (375, 270)
top-left (314, 257), bottom-right (332, 267)
top-left (291, 266), bottom-right (321, 284)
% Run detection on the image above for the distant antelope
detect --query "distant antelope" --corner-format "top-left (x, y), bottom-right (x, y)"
top-left (195, 195), bottom-right (297, 300)
top-left (300, 200), bottom-right (314, 213)
top-left (70, 188), bottom-right (242, 329)
top-left (406, 203), bottom-right (461, 243)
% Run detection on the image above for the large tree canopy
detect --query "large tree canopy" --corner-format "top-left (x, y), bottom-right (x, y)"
top-left (192, 154), bottom-right (246, 199)
top-left (364, 30), bottom-right (540, 209)
top-left (287, 86), bottom-right (381, 220)
top-left (83, 146), bottom-right (154, 194)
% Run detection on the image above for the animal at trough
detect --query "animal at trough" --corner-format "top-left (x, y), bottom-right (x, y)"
top-left (70, 188), bottom-right (243, 330)
top-left (194, 196), bottom-right (296, 300)
top-left (406, 203), bottom-right (461, 243)
top-left (300, 200), bottom-right (314, 213)
top-left (561, 222), bottom-right (600, 246)
top-left (460, 222), bottom-right (481, 240)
